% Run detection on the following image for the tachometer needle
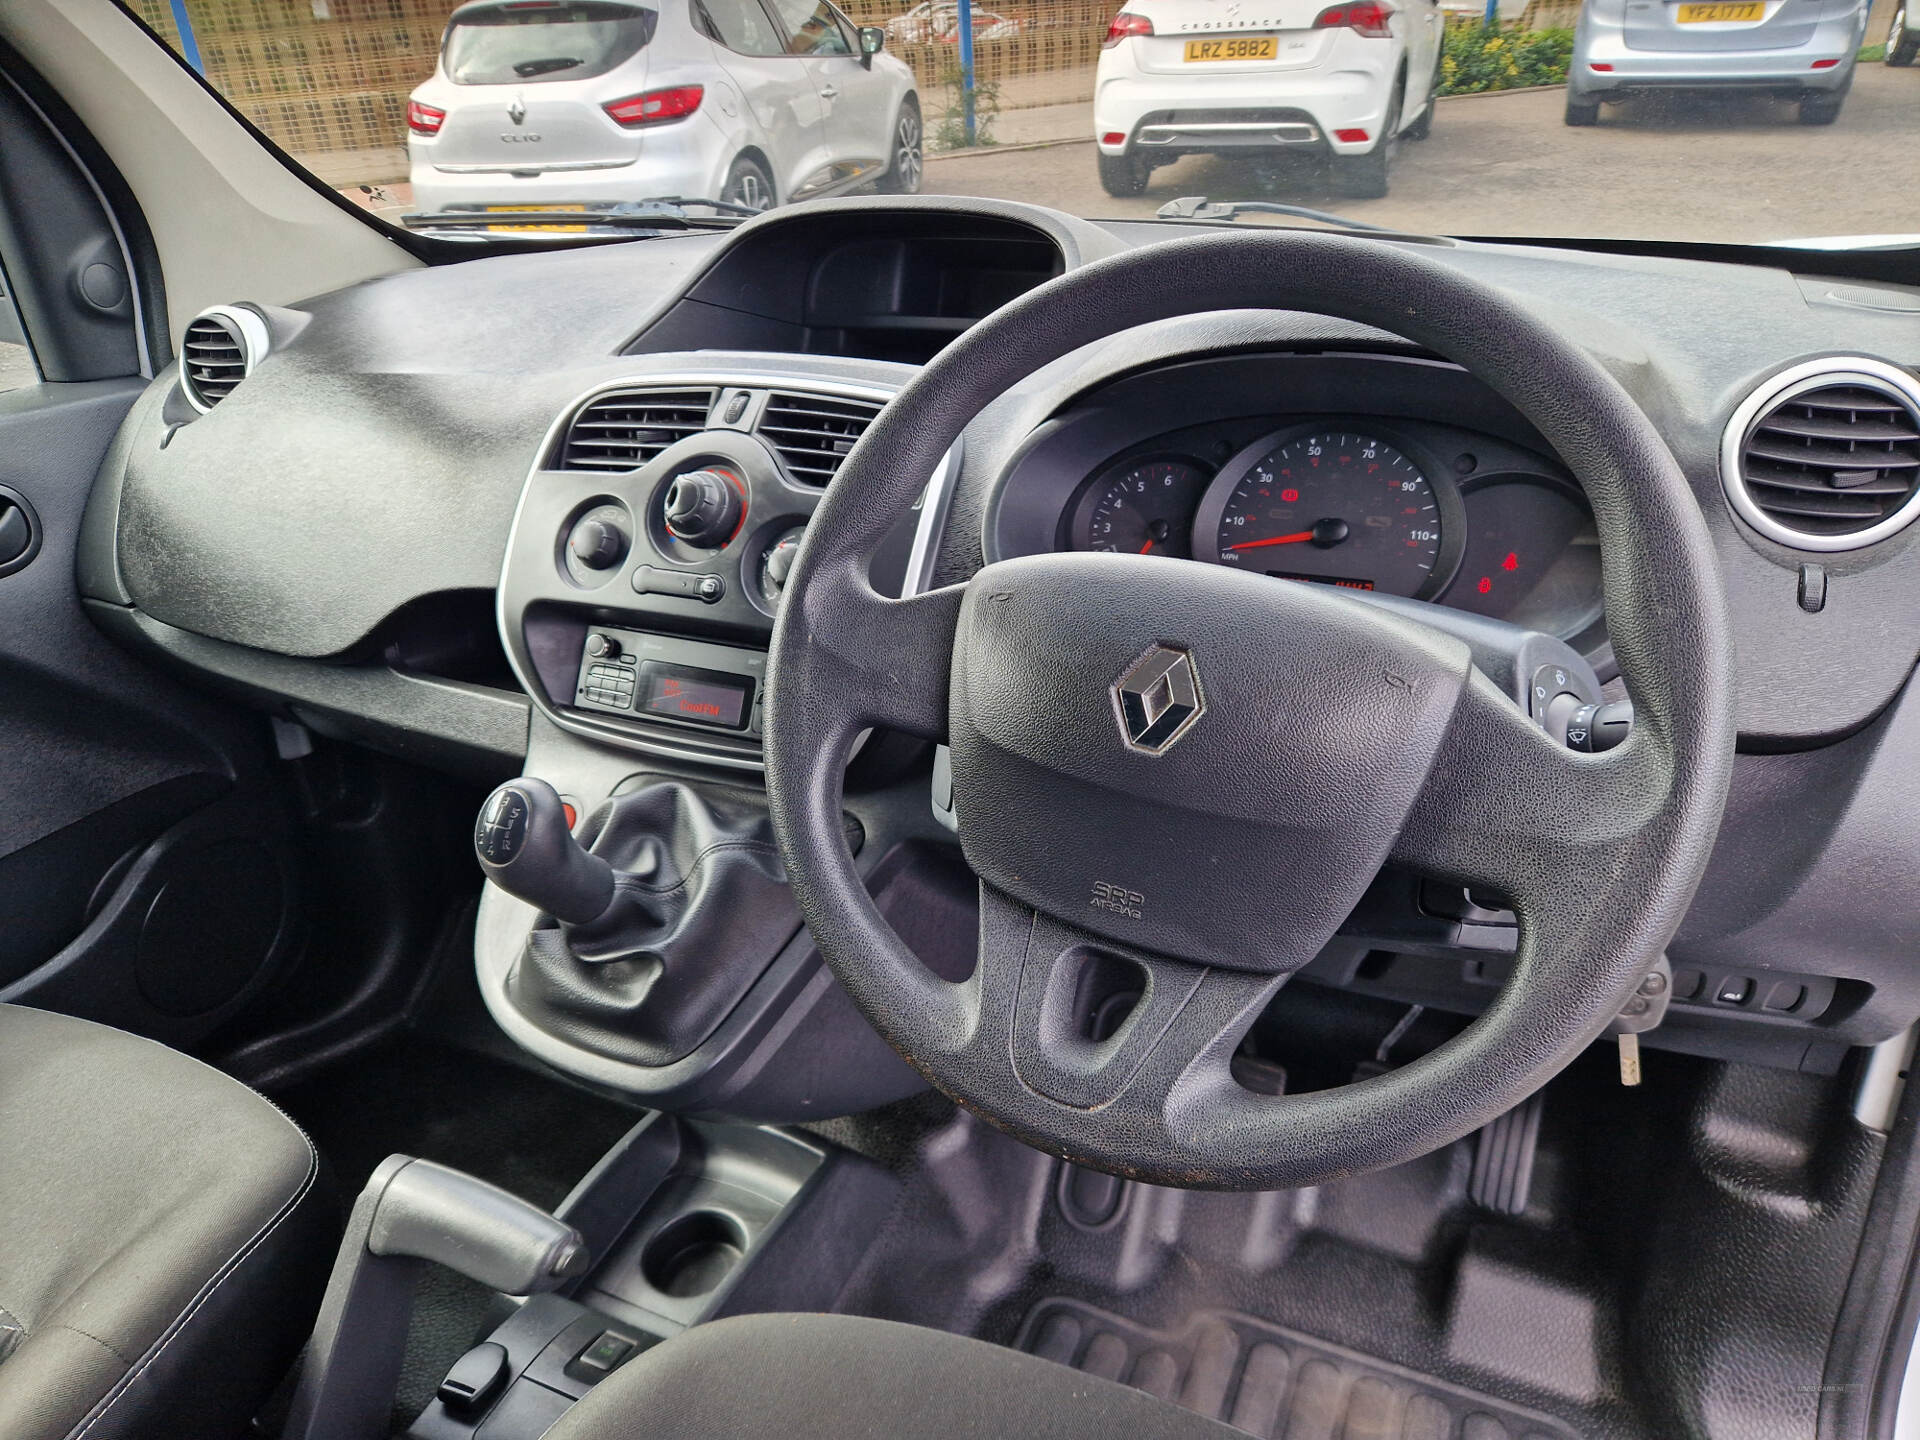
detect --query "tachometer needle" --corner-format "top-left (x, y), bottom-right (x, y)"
top-left (1138, 538), bottom-right (1155, 554)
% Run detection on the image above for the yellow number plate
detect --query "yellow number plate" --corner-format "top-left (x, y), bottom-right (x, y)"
top-left (1676, 4), bottom-right (1763, 21)
top-left (484, 204), bottom-right (587, 233)
top-left (1183, 36), bottom-right (1279, 60)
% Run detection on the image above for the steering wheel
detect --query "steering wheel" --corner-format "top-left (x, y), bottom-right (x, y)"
top-left (764, 229), bottom-right (1733, 1190)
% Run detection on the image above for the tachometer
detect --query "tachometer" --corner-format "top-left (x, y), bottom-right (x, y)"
top-left (1194, 429), bottom-right (1457, 599)
top-left (1066, 457), bottom-right (1211, 559)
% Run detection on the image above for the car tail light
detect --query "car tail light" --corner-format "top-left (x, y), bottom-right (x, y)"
top-left (1333, 127), bottom-right (1370, 142)
top-left (1103, 11), bottom-right (1154, 46)
top-left (407, 100), bottom-right (446, 136)
top-left (604, 85), bottom-right (705, 128)
top-left (1312, 0), bottom-right (1394, 36)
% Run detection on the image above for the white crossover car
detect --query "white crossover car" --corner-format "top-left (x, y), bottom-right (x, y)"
top-left (406, 0), bottom-right (922, 216)
top-left (1092, 0), bottom-right (1444, 199)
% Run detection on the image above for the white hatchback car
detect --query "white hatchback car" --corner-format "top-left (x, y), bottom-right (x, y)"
top-left (1092, 0), bottom-right (1444, 200)
top-left (406, 0), bottom-right (922, 216)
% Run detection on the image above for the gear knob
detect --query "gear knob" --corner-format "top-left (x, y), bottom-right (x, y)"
top-left (474, 778), bottom-right (615, 925)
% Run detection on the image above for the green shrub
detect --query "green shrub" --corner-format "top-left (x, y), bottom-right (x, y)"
top-left (932, 57), bottom-right (1001, 149)
top-left (1440, 23), bottom-right (1575, 95)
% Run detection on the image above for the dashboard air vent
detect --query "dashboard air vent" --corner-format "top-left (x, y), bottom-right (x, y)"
top-left (757, 391), bottom-right (885, 485)
top-left (561, 388), bottom-right (717, 471)
top-left (180, 306), bottom-right (269, 412)
top-left (1724, 359), bottom-right (1920, 551)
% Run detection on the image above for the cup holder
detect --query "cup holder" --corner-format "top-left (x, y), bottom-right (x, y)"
top-left (640, 1209), bottom-right (749, 1298)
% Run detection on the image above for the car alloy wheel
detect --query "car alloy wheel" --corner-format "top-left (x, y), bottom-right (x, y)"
top-left (724, 158), bottom-right (774, 212)
top-left (896, 109), bottom-right (923, 191)
top-left (1891, 4), bottom-right (1919, 64)
top-left (879, 101), bottom-right (924, 193)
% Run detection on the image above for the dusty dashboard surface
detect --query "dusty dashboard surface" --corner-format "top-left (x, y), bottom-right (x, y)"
top-left (77, 195), bottom-right (1920, 1071)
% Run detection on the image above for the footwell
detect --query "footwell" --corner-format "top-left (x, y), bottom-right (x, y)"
top-left (1017, 1298), bottom-right (1575, 1440)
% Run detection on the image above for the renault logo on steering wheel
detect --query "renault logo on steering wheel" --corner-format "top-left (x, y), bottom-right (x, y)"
top-left (1113, 645), bottom-right (1205, 754)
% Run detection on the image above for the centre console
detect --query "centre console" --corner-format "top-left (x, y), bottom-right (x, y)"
top-left (496, 371), bottom-right (957, 772)
top-left (401, 1113), bottom-right (902, 1440)
top-left (477, 366), bottom-right (977, 1121)
top-left (291, 1112), bottom-right (902, 1440)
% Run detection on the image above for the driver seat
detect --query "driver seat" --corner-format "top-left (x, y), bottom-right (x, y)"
top-left (548, 1313), bottom-right (1239, 1440)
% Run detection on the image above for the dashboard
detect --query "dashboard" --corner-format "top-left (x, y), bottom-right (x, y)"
top-left (71, 194), bottom-right (1920, 1079)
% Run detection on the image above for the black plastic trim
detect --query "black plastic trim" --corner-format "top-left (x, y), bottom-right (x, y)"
top-left (0, 47), bottom-right (147, 383)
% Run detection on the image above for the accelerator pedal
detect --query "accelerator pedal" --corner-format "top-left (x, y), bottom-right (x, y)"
top-left (1468, 1090), bottom-right (1545, 1217)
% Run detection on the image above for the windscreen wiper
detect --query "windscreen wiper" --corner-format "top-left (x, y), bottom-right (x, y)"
top-left (400, 199), bottom-right (757, 238)
top-left (1156, 195), bottom-right (1402, 235)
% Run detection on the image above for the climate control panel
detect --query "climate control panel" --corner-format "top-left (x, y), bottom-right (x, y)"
top-left (496, 374), bottom-right (955, 768)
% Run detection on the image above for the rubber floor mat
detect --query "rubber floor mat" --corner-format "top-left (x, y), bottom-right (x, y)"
top-left (1015, 1298), bottom-right (1579, 1440)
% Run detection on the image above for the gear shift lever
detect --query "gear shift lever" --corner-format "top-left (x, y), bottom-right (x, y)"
top-left (475, 778), bottom-right (615, 924)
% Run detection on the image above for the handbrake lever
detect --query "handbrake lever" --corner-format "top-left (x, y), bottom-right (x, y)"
top-left (285, 1156), bottom-right (588, 1440)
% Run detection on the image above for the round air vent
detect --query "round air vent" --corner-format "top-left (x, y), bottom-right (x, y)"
top-left (179, 304), bottom-right (270, 413)
top-left (1722, 357), bottom-right (1920, 551)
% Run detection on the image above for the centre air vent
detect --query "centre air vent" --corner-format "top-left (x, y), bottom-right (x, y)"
top-left (1723, 358), bottom-right (1920, 551)
top-left (560, 388), bottom-right (717, 471)
top-left (757, 391), bottom-right (885, 486)
top-left (179, 305), bottom-right (270, 412)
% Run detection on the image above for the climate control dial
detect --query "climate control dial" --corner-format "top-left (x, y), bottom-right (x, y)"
top-left (568, 517), bottom-right (627, 570)
top-left (662, 468), bottom-right (746, 549)
top-left (758, 527), bottom-right (807, 610)
top-left (561, 501), bottom-right (632, 588)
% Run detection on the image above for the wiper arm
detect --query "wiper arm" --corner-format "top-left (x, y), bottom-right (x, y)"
top-left (400, 199), bottom-right (756, 237)
top-left (513, 56), bottom-right (584, 77)
top-left (1156, 195), bottom-right (1402, 235)
top-left (639, 196), bottom-right (763, 218)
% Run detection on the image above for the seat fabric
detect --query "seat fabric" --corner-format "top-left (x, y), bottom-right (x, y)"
top-left (0, 1004), bottom-right (333, 1440)
top-left (548, 1312), bottom-right (1243, 1440)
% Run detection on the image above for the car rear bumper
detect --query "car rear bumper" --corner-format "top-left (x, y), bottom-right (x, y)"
top-left (1094, 34), bottom-right (1396, 156)
top-left (1572, 15), bottom-right (1863, 92)
top-left (408, 120), bottom-right (729, 208)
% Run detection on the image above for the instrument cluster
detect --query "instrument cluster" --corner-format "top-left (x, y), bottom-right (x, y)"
top-left (1052, 417), bottom-right (1603, 643)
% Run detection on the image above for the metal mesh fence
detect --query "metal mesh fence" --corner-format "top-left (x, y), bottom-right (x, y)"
top-left (132, 0), bottom-right (1582, 168)
top-left (130, 1), bottom-right (448, 161)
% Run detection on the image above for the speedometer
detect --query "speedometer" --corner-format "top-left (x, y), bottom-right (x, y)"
top-left (1194, 429), bottom-right (1458, 599)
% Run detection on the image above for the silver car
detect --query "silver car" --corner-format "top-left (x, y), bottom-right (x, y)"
top-left (406, 0), bottom-right (922, 215)
top-left (1566, 0), bottom-right (1871, 125)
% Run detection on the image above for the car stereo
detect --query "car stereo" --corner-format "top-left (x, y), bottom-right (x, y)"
top-left (572, 627), bottom-right (766, 738)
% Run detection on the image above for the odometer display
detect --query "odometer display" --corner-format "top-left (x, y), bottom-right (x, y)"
top-left (1197, 430), bottom-right (1447, 598)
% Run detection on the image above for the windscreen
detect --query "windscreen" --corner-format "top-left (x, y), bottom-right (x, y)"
top-left (444, 2), bottom-right (657, 84)
top-left (122, 0), bottom-right (1914, 249)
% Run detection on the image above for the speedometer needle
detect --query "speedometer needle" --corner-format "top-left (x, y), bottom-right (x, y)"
top-left (1139, 538), bottom-right (1155, 554)
top-left (1225, 530), bottom-right (1314, 551)
top-left (1226, 517), bottom-right (1351, 552)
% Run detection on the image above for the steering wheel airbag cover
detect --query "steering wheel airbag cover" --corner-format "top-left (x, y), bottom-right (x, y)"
top-left (949, 552), bottom-right (1472, 973)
